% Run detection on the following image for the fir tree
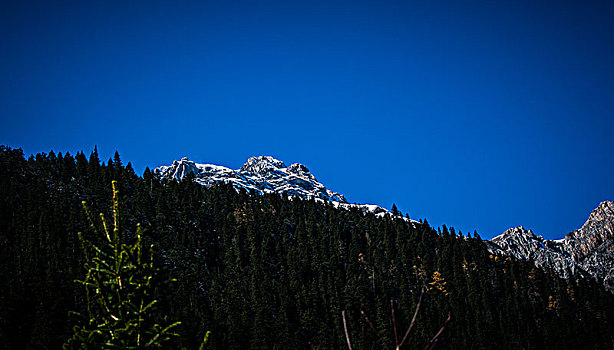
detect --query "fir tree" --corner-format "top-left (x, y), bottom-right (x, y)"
top-left (64, 181), bottom-right (181, 349)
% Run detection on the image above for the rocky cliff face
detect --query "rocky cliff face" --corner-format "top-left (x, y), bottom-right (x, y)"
top-left (155, 156), bottom-right (403, 219)
top-left (488, 201), bottom-right (614, 291)
top-left (564, 201), bottom-right (614, 290)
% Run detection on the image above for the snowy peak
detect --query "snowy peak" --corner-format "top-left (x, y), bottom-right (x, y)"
top-left (162, 157), bottom-right (200, 180)
top-left (240, 156), bottom-right (287, 176)
top-left (156, 157), bottom-right (234, 181)
top-left (154, 156), bottom-right (409, 220)
top-left (156, 155), bottom-right (344, 201)
top-left (287, 163), bottom-right (310, 175)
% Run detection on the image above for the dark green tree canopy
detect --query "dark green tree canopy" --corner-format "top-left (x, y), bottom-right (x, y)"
top-left (1, 146), bottom-right (613, 349)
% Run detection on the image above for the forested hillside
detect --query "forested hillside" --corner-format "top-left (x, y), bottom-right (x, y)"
top-left (1, 145), bottom-right (613, 349)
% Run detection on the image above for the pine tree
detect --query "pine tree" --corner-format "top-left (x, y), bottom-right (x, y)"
top-left (113, 151), bottom-right (123, 169)
top-left (391, 203), bottom-right (400, 216)
top-left (64, 181), bottom-right (181, 349)
top-left (89, 146), bottom-right (100, 166)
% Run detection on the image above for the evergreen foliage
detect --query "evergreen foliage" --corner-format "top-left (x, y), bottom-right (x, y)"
top-left (1, 145), bottom-right (614, 349)
top-left (64, 181), bottom-right (181, 349)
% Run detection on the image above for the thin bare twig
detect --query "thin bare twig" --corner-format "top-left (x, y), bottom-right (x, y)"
top-left (400, 288), bottom-right (425, 347)
top-left (423, 312), bottom-right (451, 350)
top-left (347, 288), bottom-right (449, 350)
top-left (342, 310), bottom-right (353, 350)
top-left (360, 310), bottom-right (378, 335)
top-left (391, 300), bottom-right (399, 348)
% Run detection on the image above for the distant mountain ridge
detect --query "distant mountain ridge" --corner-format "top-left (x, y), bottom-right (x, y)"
top-left (155, 156), bottom-right (403, 219)
top-left (156, 156), bottom-right (612, 291)
top-left (488, 201), bottom-right (614, 291)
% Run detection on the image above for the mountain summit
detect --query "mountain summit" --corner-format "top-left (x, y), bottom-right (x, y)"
top-left (155, 156), bottom-right (346, 202)
top-left (489, 201), bottom-right (614, 291)
top-left (155, 156), bottom-right (400, 218)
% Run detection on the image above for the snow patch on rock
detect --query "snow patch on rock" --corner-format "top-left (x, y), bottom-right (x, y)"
top-left (155, 156), bottom-right (413, 221)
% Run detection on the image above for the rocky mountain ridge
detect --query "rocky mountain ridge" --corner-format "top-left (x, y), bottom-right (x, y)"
top-left (156, 156), bottom-right (612, 290)
top-left (155, 156), bottom-right (401, 219)
top-left (488, 201), bottom-right (614, 291)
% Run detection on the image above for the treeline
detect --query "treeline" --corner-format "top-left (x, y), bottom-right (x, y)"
top-left (1, 145), bottom-right (613, 349)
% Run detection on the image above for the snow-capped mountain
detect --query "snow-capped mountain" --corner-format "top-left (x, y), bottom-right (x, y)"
top-left (488, 201), bottom-right (614, 291)
top-left (155, 156), bottom-right (399, 218)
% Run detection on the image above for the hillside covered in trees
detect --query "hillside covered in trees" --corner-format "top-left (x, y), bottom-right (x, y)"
top-left (1, 145), bottom-right (613, 349)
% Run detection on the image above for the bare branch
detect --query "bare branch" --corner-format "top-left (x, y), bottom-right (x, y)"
top-left (391, 300), bottom-right (399, 348)
top-left (400, 288), bottom-right (425, 347)
top-left (360, 310), bottom-right (378, 335)
top-left (423, 312), bottom-right (451, 350)
top-left (342, 310), bottom-right (353, 350)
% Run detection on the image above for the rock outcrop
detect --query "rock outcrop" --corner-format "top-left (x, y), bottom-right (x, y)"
top-left (155, 156), bottom-right (405, 219)
top-left (488, 201), bottom-right (614, 291)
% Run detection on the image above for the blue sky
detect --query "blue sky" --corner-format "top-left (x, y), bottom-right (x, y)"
top-left (1, 0), bottom-right (613, 239)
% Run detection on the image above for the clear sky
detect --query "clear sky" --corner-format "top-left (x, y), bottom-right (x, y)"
top-left (1, 1), bottom-right (613, 239)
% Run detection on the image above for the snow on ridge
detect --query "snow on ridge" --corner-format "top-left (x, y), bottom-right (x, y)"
top-left (154, 156), bottom-right (414, 221)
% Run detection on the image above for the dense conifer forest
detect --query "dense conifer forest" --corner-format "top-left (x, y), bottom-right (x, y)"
top-left (1, 145), bottom-right (613, 349)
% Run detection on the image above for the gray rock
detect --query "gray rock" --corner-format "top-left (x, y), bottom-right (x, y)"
top-left (488, 201), bottom-right (614, 291)
top-left (154, 156), bottom-right (408, 220)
